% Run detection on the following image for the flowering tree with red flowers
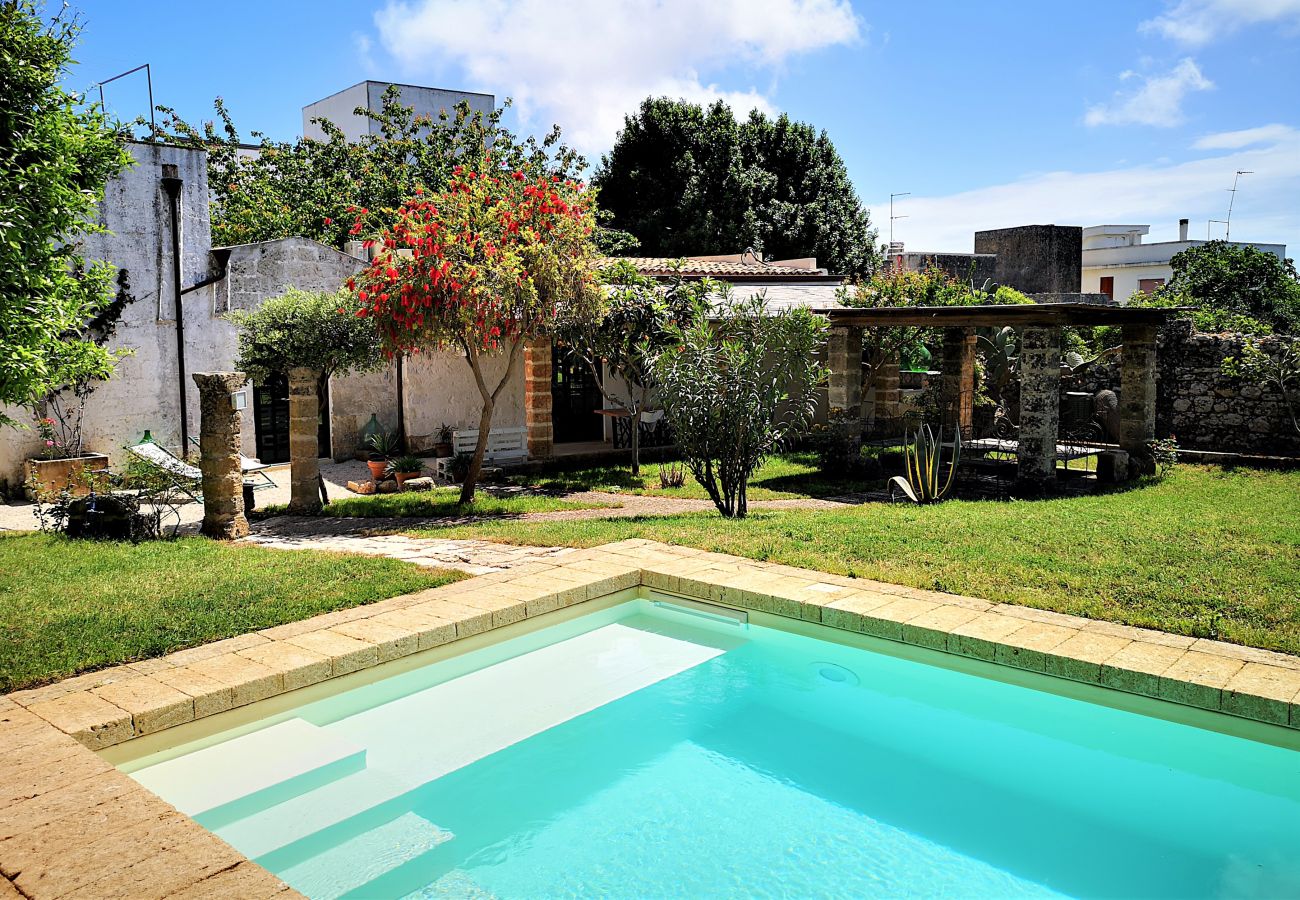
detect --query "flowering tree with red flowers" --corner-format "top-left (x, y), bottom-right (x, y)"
top-left (351, 153), bottom-right (603, 502)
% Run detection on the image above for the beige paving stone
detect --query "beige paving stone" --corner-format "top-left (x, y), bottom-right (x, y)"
top-left (0, 741), bottom-right (112, 809)
top-left (1081, 619), bottom-right (1197, 649)
top-left (185, 654), bottom-right (282, 708)
top-left (235, 643), bottom-right (333, 691)
top-left (1100, 642), bottom-right (1188, 697)
top-left (0, 770), bottom-right (139, 840)
top-left (369, 607), bottom-right (458, 651)
top-left (899, 604), bottom-right (984, 651)
top-left (442, 586), bottom-right (528, 627)
top-left (1043, 632), bottom-right (1131, 683)
top-left (1190, 638), bottom-right (1300, 671)
top-left (329, 619), bottom-right (419, 663)
top-left (417, 599), bottom-right (494, 638)
top-left (995, 621), bottom-right (1077, 672)
top-left (150, 667), bottom-right (235, 718)
top-left (0, 705), bottom-right (84, 755)
top-left (92, 678), bottom-right (195, 736)
top-left (992, 604), bottom-right (1090, 630)
top-left (821, 591), bottom-right (896, 634)
top-left (282, 630), bottom-right (379, 676)
top-left (948, 613), bottom-right (1030, 661)
top-left (1221, 663), bottom-right (1300, 725)
top-left (166, 861), bottom-right (297, 899)
top-left (784, 581), bottom-right (863, 622)
top-left (1160, 650), bottom-right (1245, 711)
top-left (124, 657), bottom-right (176, 675)
top-left (6, 667), bottom-right (142, 708)
top-left (25, 692), bottom-right (133, 750)
top-left (164, 632), bottom-right (270, 667)
top-left (860, 597), bottom-right (941, 641)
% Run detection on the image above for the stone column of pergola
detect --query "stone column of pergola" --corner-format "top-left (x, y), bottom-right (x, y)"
top-left (827, 325), bottom-right (865, 423)
top-left (1016, 326), bottom-right (1062, 485)
top-left (940, 327), bottom-right (977, 436)
top-left (872, 355), bottom-right (901, 421)
top-left (193, 372), bottom-right (249, 539)
top-left (288, 367), bottom-right (322, 514)
top-left (523, 338), bottom-right (554, 459)
top-left (1119, 323), bottom-right (1159, 472)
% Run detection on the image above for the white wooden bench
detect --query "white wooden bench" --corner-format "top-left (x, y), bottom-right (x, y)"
top-left (435, 426), bottom-right (529, 480)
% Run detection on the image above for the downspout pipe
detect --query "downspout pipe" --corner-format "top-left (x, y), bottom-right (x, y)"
top-left (160, 175), bottom-right (188, 452)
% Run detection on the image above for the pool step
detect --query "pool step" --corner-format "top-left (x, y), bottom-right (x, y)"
top-left (131, 718), bottom-right (366, 829)
top-left (275, 812), bottom-right (453, 900)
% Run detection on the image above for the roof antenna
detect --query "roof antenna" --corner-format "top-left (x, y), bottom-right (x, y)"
top-left (1224, 170), bottom-right (1252, 241)
top-left (93, 63), bottom-right (156, 135)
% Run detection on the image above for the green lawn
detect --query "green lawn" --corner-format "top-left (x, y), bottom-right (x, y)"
top-left (0, 534), bottom-right (464, 692)
top-left (414, 466), bottom-right (1300, 656)
top-left (514, 451), bottom-right (883, 501)
top-left (258, 487), bottom-right (613, 519)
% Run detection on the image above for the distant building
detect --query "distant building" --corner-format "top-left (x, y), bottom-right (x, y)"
top-left (301, 81), bottom-right (495, 142)
top-left (886, 247), bottom-right (997, 287)
top-left (974, 225), bottom-right (1082, 295)
top-left (1081, 221), bottom-right (1288, 303)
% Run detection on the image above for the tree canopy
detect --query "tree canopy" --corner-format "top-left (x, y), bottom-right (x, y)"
top-left (1132, 241), bottom-right (1300, 335)
top-left (231, 287), bottom-right (384, 384)
top-left (0, 1), bottom-right (132, 425)
top-left (594, 98), bottom-right (880, 276)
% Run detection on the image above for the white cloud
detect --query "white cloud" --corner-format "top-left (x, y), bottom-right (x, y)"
top-left (1085, 58), bottom-right (1212, 127)
top-left (871, 125), bottom-right (1300, 253)
top-left (372, 0), bottom-right (861, 154)
top-left (1140, 0), bottom-right (1300, 46)
top-left (1193, 123), bottom-right (1297, 149)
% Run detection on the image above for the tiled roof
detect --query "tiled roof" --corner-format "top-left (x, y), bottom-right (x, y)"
top-left (598, 256), bottom-right (828, 277)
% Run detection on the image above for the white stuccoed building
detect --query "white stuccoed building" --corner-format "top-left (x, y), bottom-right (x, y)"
top-left (1081, 221), bottom-right (1287, 304)
top-left (302, 81), bottom-right (495, 142)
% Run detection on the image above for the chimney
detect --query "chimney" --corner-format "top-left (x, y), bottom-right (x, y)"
top-left (1178, 218), bottom-right (1189, 241)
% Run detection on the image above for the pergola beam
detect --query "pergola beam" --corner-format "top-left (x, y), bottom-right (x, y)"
top-left (816, 303), bottom-right (1176, 329)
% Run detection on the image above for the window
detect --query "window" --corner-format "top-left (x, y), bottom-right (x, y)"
top-left (1138, 278), bottom-right (1165, 294)
top-left (1099, 276), bottom-right (1114, 299)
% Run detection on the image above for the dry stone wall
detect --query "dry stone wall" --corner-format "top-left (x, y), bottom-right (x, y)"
top-left (1070, 320), bottom-right (1299, 456)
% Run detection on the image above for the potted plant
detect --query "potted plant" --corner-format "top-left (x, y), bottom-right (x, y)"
top-left (434, 423), bottom-right (454, 458)
top-left (26, 414), bottom-right (109, 500)
top-left (388, 454), bottom-right (424, 489)
top-left (365, 431), bottom-right (399, 481)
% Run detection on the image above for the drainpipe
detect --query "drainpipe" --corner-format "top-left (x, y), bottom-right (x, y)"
top-left (160, 174), bottom-right (189, 452)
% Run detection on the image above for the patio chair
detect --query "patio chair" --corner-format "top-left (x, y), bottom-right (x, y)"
top-left (187, 436), bottom-right (277, 490)
top-left (125, 440), bottom-right (203, 504)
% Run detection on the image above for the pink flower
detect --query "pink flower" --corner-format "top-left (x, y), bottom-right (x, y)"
top-left (44, 440), bottom-right (54, 447)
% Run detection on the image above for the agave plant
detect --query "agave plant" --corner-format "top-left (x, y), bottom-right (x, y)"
top-left (889, 425), bottom-right (962, 503)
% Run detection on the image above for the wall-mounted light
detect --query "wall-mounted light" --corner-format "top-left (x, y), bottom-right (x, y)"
top-left (231, 390), bottom-right (248, 411)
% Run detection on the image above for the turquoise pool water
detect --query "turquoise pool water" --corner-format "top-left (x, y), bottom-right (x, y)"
top-left (126, 599), bottom-right (1300, 899)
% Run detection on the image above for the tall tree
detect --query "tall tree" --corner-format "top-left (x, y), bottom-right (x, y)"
top-left (0, 1), bottom-right (131, 425)
top-left (594, 98), bottom-right (879, 276)
top-left (353, 131), bottom-right (603, 503)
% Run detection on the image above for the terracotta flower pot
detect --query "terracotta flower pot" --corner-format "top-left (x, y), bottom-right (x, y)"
top-left (367, 459), bottom-right (388, 481)
top-left (394, 471), bottom-right (420, 489)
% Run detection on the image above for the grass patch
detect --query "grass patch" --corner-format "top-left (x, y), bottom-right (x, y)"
top-left (257, 487), bottom-right (614, 519)
top-left (413, 466), bottom-right (1300, 656)
top-left (515, 451), bottom-right (881, 501)
top-left (0, 534), bottom-right (464, 691)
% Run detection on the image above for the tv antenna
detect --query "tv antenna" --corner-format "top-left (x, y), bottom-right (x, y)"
top-left (889, 192), bottom-right (910, 246)
top-left (93, 63), bottom-right (155, 134)
top-left (1224, 170), bottom-right (1251, 241)
top-left (1207, 219), bottom-right (1228, 239)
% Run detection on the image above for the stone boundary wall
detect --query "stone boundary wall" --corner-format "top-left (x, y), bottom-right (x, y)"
top-left (1071, 320), bottom-right (1299, 456)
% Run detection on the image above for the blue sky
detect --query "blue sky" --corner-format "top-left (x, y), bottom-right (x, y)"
top-left (71, 0), bottom-right (1300, 255)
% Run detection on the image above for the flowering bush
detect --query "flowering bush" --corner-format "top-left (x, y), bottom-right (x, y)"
top-left (351, 151), bottom-right (602, 501)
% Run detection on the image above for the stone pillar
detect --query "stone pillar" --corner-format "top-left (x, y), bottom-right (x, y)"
top-left (1017, 326), bottom-right (1061, 486)
top-left (288, 367), bottom-right (322, 514)
top-left (193, 372), bottom-right (249, 540)
top-left (828, 326), bottom-right (865, 422)
top-left (940, 327), bottom-right (976, 436)
top-left (1119, 324), bottom-right (1159, 455)
top-left (872, 354), bottom-right (901, 420)
top-left (524, 338), bottom-right (553, 458)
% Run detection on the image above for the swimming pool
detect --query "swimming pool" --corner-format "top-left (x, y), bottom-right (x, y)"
top-left (121, 596), bottom-right (1300, 899)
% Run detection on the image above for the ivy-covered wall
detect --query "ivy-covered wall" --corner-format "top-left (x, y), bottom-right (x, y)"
top-left (1071, 320), bottom-right (1299, 455)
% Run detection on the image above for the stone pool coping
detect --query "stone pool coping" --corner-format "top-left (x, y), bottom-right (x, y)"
top-left (4, 538), bottom-right (1300, 897)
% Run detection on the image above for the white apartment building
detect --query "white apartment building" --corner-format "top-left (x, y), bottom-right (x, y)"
top-left (1082, 220), bottom-right (1287, 303)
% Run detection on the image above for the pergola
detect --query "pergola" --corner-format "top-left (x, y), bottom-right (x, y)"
top-left (814, 303), bottom-right (1178, 485)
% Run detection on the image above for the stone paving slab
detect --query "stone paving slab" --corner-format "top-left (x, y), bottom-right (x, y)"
top-left (5, 538), bottom-right (1300, 897)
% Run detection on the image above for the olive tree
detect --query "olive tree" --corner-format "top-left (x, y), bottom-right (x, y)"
top-left (231, 288), bottom-right (383, 512)
top-left (556, 261), bottom-right (707, 475)
top-left (653, 291), bottom-right (828, 518)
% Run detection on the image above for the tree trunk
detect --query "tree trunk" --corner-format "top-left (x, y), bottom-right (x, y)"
top-left (287, 366), bottom-right (322, 514)
top-left (629, 407), bottom-right (642, 476)
top-left (459, 339), bottom-right (523, 505)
